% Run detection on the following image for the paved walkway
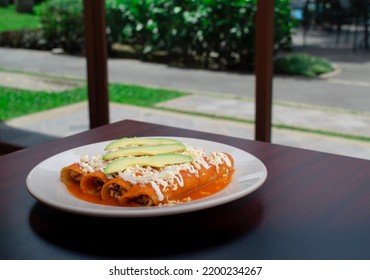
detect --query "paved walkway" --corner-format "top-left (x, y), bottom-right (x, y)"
top-left (1, 28), bottom-right (370, 160)
top-left (3, 101), bottom-right (370, 160)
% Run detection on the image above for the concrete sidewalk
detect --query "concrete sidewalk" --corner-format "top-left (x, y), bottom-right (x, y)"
top-left (3, 101), bottom-right (370, 160)
top-left (1, 27), bottom-right (370, 160)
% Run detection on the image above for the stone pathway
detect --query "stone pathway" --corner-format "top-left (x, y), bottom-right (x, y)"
top-left (0, 70), bottom-right (81, 92)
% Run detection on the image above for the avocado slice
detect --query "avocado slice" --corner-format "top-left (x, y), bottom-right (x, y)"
top-left (105, 137), bottom-right (181, 151)
top-left (104, 154), bottom-right (193, 174)
top-left (103, 143), bottom-right (187, 160)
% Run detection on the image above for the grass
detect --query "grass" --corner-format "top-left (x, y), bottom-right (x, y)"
top-left (0, 5), bottom-right (40, 32)
top-left (0, 86), bottom-right (87, 120)
top-left (109, 84), bottom-right (186, 107)
top-left (0, 83), bottom-right (186, 120)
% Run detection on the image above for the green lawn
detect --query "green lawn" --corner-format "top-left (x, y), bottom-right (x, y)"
top-left (0, 83), bottom-right (187, 120)
top-left (0, 5), bottom-right (40, 32)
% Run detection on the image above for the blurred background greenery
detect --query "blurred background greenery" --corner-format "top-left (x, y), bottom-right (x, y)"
top-left (1, 0), bottom-right (330, 75)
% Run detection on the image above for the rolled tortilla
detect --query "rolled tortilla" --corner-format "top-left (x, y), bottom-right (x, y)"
top-left (120, 153), bottom-right (234, 206)
top-left (60, 163), bottom-right (84, 189)
top-left (119, 184), bottom-right (159, 206)
top-left (101, 177), bottom-right (132, 203)
top-left (80, 171), bottom-right (108, 196)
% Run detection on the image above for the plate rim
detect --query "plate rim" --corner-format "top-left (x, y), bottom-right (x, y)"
top-left (26, 136), bottom-right (267, 217)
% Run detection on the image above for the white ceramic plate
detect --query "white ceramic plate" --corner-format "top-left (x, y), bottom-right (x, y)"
top-left (26, 137), bottom-right (267, 217)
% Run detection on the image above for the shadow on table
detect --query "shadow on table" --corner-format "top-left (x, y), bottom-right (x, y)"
top-left (0, 122), bottom-right (59, 148)
top-left (29, 196), bottom-right (264, 259)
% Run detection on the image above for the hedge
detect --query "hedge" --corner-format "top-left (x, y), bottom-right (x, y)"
top-left (2, 0), bottom-right (296, 71)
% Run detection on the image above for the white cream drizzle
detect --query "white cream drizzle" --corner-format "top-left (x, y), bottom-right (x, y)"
top-left (150, 181), bottom-right (164, 201)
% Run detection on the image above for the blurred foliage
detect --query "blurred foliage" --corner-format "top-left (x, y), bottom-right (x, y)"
top-left (37, 0), bottom-right (84, 53)
top-left (274, 53), bottom-right (334, 77)
top-left (1, 0), bottom-right (295, 71)
top-left (105, 0), bottom-right (295, 70)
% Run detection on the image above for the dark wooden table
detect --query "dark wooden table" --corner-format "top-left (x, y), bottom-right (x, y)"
top-left (1, 120), bottom-right (370, 260)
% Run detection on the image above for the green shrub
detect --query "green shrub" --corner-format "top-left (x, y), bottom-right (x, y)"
top-left (32, 0), bottom-right (295, 70)
top-left (274, 53), bottom-right (334, 77)
top-left (105, 0), bottom-right (137, 54)
top-left (106, 0), bottom-right (295, 70)
top-left (192, 0), bottom-right (257, 69)
top-left (0, 29), bottom-right (47, 49)
top-left (38, 0), bottom-right (84, 53)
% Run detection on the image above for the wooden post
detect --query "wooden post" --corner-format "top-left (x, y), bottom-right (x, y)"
top-left (83, 0), bottom-right (109, 128)
top-left (364, 0), bottom-right (369, 50)
top-left (255, 0), bottom-right (274, 142)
